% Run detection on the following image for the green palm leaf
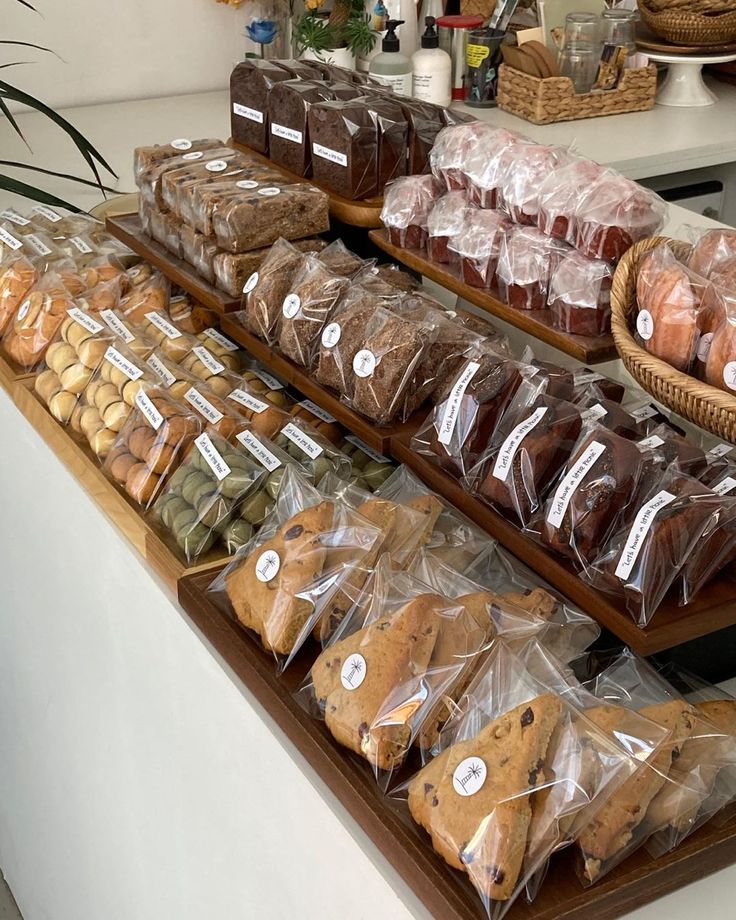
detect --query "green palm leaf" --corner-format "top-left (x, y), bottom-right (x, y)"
top-left (0, 174), bottom-right (83, 213)
top-left (0, 159), bottom-right (122, 193)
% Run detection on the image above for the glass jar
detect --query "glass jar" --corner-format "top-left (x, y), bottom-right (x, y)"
top-left (601, 8), bottom-right (636, 55)
top-left (558, 42), bottom-right (598, 94)
top-left (563, 12), bottom-right (600, 47)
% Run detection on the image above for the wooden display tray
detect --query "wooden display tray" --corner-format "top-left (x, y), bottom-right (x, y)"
top-left (229, 139), bottom-right (384, 229)
top-left (369, 229), bottom-right (618, 365)
top-left (178, 569), bottom-right (736, 920)
top-left (0, 348), bottom-right (33, 393)
top-left (219, 314), bottom-right (421, 454)
top-left (392, 435), bottom-right (736, 656)
top-left (11, 378), bottom-right (231, 593)
top-left (105, 213), bottom-right (241, 314)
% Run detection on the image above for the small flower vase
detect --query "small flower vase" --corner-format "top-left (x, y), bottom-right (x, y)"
top-left (243, 0), bottom-right (291, 59)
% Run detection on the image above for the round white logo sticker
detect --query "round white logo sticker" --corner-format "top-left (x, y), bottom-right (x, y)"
top-left (282, 293), bottom-right (301, 319)
top-left (205, 159), bottom-right (228, 172)
top-left (236, 179), bottom-right (259, 190)
top-left (636, 309), bottom-right (654, 341)
top-left (258, 187), bottom-right (281, 197)
top-left (255, 549), bottom-right (281, 582)
top-left (724, 361), bottom-right (736, 392)
top-left (17, 298), bottom-right (31, 321)
top-left (322, 322), bottom-right (342, 348)
top-left (340, 653), bottom-right (367, 690)
top-left (243, 272), bottom-right (259, 295)
top-left (452, 757), bottom-right (487, 797)
top-left (353, 349), bottom-right (376, 378)
top-left (182, 151), bottom-right (203, 161)
top-left (171, 138), bottom-right (192, 150)
top-left (697, 332), bottom-right (714, 363)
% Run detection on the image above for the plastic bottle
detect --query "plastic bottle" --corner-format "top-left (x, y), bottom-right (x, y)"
top-left (368, 19), bottom-right (414, 96)
top-left (411, 16), bottom-right (452, 106)
top-left (398, 0), bottom-right (419, 57)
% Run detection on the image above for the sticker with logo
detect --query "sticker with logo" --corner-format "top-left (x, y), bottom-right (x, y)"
top-left (353, 349), bottom-right (376, 378)
top-left (17, 298), bottom-right (31, 321)
top-left (452, 757), bottom-right (487, 797)
top-left (258, 187), bottom-right (281, 197)
top-left (205, 159), bottom-right (229, 172)
top-left (236, 179), bottom-right (259, 190)
top-left (182, 151), bottom-right (204, 161)
top-left (243, 271), bottom-right (259, 294)
top-left (255, 549), bottom-right (280, 582)
top-left (170, 138), bottom-right (192, 150)
top-left (321, 322), bottom-right (341, 348)
top-left (282, 294), bottom-right (301, 319)
top-left (340, 654), bottom-right (367, 690)
top-left (636, 309), bottom-right (654, 341)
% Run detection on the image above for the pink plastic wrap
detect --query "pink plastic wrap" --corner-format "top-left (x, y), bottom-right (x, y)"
top-left (497, 227), bottom-right (567, 311)
top-left (429, 123), bottom-right (517, 191)
top-left (537, 158), bottom-right (607, 244)
top-left (464, 132), bottom-right (529, 209)
top-left (380, 175), bottom-right (444, 250)
top-left (447, 210), bottom-right (511, 290)
top-left (426, 191), bottom-right (471, 264)
top-left (496, 145), bottom-right (573, 227)
top-left (548, 250), bottom-right (612, 338)
top-left (688, 229), bottom-right (736, 279)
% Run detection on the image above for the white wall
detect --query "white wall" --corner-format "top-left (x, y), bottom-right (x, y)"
top-left (5, 0), bottom-right (248, 110)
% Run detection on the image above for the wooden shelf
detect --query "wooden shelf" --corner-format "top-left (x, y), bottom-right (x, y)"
top-left (229, 139), bottom-right (384, 229)
top-left (369, 229), bottom-right (618, 365)
top-left (178, 569), bottom-right (736, 920)
top-left (0, 350), bottom-right (33, 393)
top-left (220, 314), bottom-right (420, 454)
top-left (12, 379), bottom-right (231, 593)
top-left (391, 435), bottom-right (736, 655)
top-left (105, 213), bottom-right (241, 314)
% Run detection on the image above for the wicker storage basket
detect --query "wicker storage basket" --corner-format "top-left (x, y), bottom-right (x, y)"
top-left (497, 63), bottom-right (657, 126)
top-left (638, 0), bottom-right (736, 45)
top-left (611, 235), bottom-right (736, 442)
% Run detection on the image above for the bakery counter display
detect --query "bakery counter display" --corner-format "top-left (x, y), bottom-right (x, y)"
top-left (370, 123), bottom-right (669, 364)
top-left (178, 462), bottom-right (736, 920)
top-left (612, 229), bottom-right (736, 443)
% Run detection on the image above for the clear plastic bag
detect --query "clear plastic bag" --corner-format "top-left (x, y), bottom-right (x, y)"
top-left (426, 191), bottom-right (471, 264)
top-left (537, 158), bottom-right (606, 244)
top-left (497, 227), bottom-right (568, 312)
top-left (127, 308), bottom-right (194, 364)
top-left (571, 368), bottom-right (626, 404)
top-left (573, 389), bottom-right (646, 440)
top-left (2, 269), bottom-right (76, 370)
top-left (240, 239), bottom-right (310, 343)
top-left (133, 137), bottom-right (224, 183)
top-left (687, 227), bottom-right (736, 279)
top-left (308, 99), bottom-right (379, 200)
top-left (364, 97), bottom-right (408, 190)
top-left (268, 80), bottom-right (335, 177)
top-left (119, 271), bottom-right (170, 324)
top-left (317, 238), bottom-right (372, 279)
top-left (548, 250), bottom-right (612, 338)
top-left (177, 327), bottom-right (245, 394)
top-left (447, 209), bottom-right (511, 290)
top-left (0, 253), bottom-right (37, 335)
top-left (430, 123), bottom-right (513, 192)
top-left (230, 59), bottom-right (295, 153)
top-left (224, 373), bottom-right (293, 440)
top-left (189, 169), bottom-right (286, 236)
top-left (497, 144), bottom-right (573, 227)
top-left (397, 98), bottom-right (447, 176)
top-left (464, 133), bottom-right (529, 210)
top-left (289, 399), bottom-right (343, 446)
top-left (635, 423), bottom-right (708, 477)
top-left (270, 413), bottom-right (353, 485)
top-left (380, 175), bottom-right (444, 249)
top-left (339, 435), bottom-right (395, 493)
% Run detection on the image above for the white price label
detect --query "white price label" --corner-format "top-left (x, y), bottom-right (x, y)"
top-left (340, 653), bottom-right (367, 690)
top-left (282, 421), bottom-right (323, 460)
top-left (170, 138), bottom-right (192, 150)
top-left (228, 388), bottom-right (268, 414)
top-left (24, 234), bottom-right (52, 256)
top-left (135, 389), bottom-right (164, 430)
top-left (232, 102), bottom-right (264, 124)
top-left (236, 179), bottom-right (259, 190)
top-left (32, 205), bottom-right (62, 222)
top-left (638, 434), bottom-right (665, 450)
top-left (271, 123), bottom-right (303, 144)
top-left (100, 309), bottom-right (135, 344)
top-left (282, 294), bottom-right (300, 319)
top-left (724, 362), bottom-right (736, 392)
top-left (298, 400), bottom-right (336, 424)
top-left (236, 429), bottom-right (281, 472)
top-left (145, 311), bottom-right (182, 339)
top-left (0, 227), bottom-right (22, 251)
top-left (353, 349), bottom-right (376, 378)
top-left (184, 386), bottom-right (224, 424)
top-left (697, 332), bottom-right (714, 363)
top-left (195, 432), bottom-right (231, 481)
top-left (69, 236), bottom-right (93, 254)
top-left (452, 757), bottom-right (487, 797)
top-left (203, 327), bottom-right (238, 352)
top-left (205, 159), bottom-right (228, 172)
top-left (243, 271), bottom-right (259, 294)
top-left (312, 143), bottom-right (348, 167)
top-left (344, 434), bottom-right (390, 464)
top-left (321, 322), bottom-right (341, 348)
top-left (67, 307), bottom-right (103, 335)
top-left (251, 367), bottom-right (284, 390)
top-left (492, 407), bottom-right (548, 482)
top-left (708, 443), bottom-right (734, 459)
top-left (546, 441), bottom-right (607, 529)
top-left (192, 344), bottom-right (225, 375)
top-left (17, 298), bottom-right (31, 321)
top-left (182, 151), bottom-right (203, 161)
top-left (581, 403), bottom-right (607, 424)
top-left (636, 309), bottom-right (654, 341)
top-left (615, 490), bottom-right (676, 580)
top-left (1, 209), bottom-right (29, 226)
top-left (146, 353), bottom-right (177, 387)
top-left (438, 361), bottom-right (480, 446)
top-left (105, 345), bottom-right (143, 381)
top-left (258, 187), bottom-right (281, 197)
top-left (630, 404), bottom-right (658, 421)
top-left (714, 476), bottom-right (736, 496)
top-left (255, 549), bottom-right (280, 582)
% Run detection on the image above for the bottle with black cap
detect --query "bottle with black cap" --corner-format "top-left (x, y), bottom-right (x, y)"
top-left (368, 19), bottom-right (413, 96)
top-left (411, 15), bottom-right (452, 105)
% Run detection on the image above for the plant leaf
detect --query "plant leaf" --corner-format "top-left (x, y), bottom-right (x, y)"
top-left (12, 0), bottom-right (38, 11)
top-left (0, 62), bottom-right (34, 69)
top-left (0, 94), bottom-right (29, 148)
top-left (0, 173), bottom-right (83, 213)
top-left (0, 41), bottom-right (53, 54)
top-left (0, 159), bottom-right (123, 193)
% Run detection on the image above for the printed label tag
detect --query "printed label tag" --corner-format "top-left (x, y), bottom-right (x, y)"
top-left (321, 322), bottom-right (341, 348)
top-left (135, 389), bottom-right (164, 429)
top-left (0, 227), bottom-right (22, 250)
top-left (145, 311), bottom-right (182, 339)
top-left (708, 442), bottom-right (734, 459)
top-left (340, 653), bottom-right (367, 690)
top-left (452, 757), bottom-right (487, 797)
top-left (353, 349), bottom-right (377, 378)
top-left (105, 345), bottom-right (143, 380)
top-left (282, 293), bottom-right (301, 319)
top-left (192, 344), bottom-right (225, 374)
top-left (636, 309), bottom-right (654, 341)
top-left (228, 388), bottom-right (268, 414)
top-left (205, 159), bottom-right (228, 172)
top-left (438, 361), bottom-right (480, 446)
top-left (714, 476), bottom-right (736, 496)
top-left (236, 429), bottom-right (281, 472)
top-left (182, 151), bottom-right (203, 161)
top-left (630, 404), bottom-right (658, 421)
top-left (298, 399), bottom-right (336, 424)
top-left (581, 403), bottom-right (607, 424)
top-left (1, 209), bottom-right (30, 226)
top-left (232, 102), bottom-right (264, 123)
top-left (195, 432), bottom-right (231, 481)
top-left (184, 386), bottom-right (224, 424)
top-left (243, 271), bottom-right (259, 294)
top-left (204, 327), bottom-right (238, 352)
top-left (638, 434), bottom-right (665, 450)
top-left (236, 179), bottom-right (259, 190)
top-left (170, 138), bottom-right (192, 150)
top-left (697, 332), bottom-right (714, 363)
top-left (67, 306), bottom-right (103, 335)
top-left (17, 298), bottom-right (31, 321)
top-left (615, 490), bottom-right (676, 580)
top-left (258, 187), bottom-right (281, 197)
top-left (282, 421), bottom-right (323, 459)
top-left (69, 236), bottom-right (93, 254)
top-left (24, 234), bottom-right (52, 256)
top-left (724, 362), bottom-right (736, 392)
top-left (344, 434), bottom-right (390, 464)
top-left (32, 205), bottom-right (62, 222)
top-left (255, 549), bottom-right (280, 582)
top-left (492, 407), bottom-right (548, 482)
top-left (146, 353), bottom-right (177, 387)
top-left (100, 309), bottom-right (135, 344)
top-left (251, 367), bottom-right (283, 390)
top-left (573, 370), bottom-right (603, 386)
top-left (312, 143), bottom-right (348, 167)
top-left (271, 123), bottom-right (303, 144)
top-left (546, 441), bottom-right (607, 529)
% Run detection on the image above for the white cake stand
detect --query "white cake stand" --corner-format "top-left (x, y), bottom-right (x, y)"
top-left (645, 49), bottom-right (736, 106)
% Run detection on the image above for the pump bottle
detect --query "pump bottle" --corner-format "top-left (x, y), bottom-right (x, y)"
top-left (411, 16), bottom-right (452, 105)
top-left (368, 19), bottom-right (413, 96)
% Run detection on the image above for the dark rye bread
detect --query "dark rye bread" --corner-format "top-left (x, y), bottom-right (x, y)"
top-left (230, 60), bottom-right (293, 153)
top-left (364, 97), bottom-right (409, 188)
top-left (268, 80), bottom-right (336, 177)
top-left (308, 100), bottom-right (379, 200)
top-left (397, 99), bottom-right (446, 175)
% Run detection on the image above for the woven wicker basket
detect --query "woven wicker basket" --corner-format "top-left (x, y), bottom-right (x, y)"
top-left (639, 0), bottom-right (736, 45)
top-left (497, 64), bottom-right (657, 126)
top-left (611, 236), bottom-right (736, 441)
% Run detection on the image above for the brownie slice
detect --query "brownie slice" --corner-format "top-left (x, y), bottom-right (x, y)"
top-left (396, 99), bottom-right (446, 175)
top-left (269, 80), bottom-right (336, 177)
top-left (230, 60), bottom-right (293, 154)
top-left (363, 97), bottom-right (409, 188)
top-left (308, 100), bottom-right (379, 200)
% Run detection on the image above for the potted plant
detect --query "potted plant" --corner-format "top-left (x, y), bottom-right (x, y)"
top-left (295, 0), bottom-right (376, 69)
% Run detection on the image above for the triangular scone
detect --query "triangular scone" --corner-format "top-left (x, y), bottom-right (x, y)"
top-left (578, 700), bottom-right (696, 881)
top-left (501, 588), bottom-right (556, 621)
top-left (645, 699), bottom-right (736, 835)
top-left (390, 494), bottom-right (444, 567)
top-left (418, 591), bottom-right (496, 753)
top-left (311, 594), bottom-right (442, 771)
top-left (225, 501), bottom-right (334, 654)
top-left (408, 694), bottom-right (563, 902)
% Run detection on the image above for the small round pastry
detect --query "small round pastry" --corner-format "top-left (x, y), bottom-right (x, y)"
top-left (108, 367), bottom-right (128, 390)
top-left (205, 375), bottom-right (231, 398)
top-left (163, 414), bottom-right (199, 445)
top-left (121, 378), bottom-right (145, 407)
top-left (169, 379), bottom-right (190, 401)
top-left (223, 518), bottom-right (253, 552)
top-left (178, 523), bottom-right (215, 558)
top-left (60, 362), bottom-right (94, 395)
top-left (65, 319), bottom-right (95, 351)
top-left (34, 368), bottom-right (62, 403)
top-left (77, 337), bottom-right (109, 369)
top-left (90, 427), bottom-right (117, 458)
top-left (48, 390), bottom-right (77, 424)
top-left (84, 379), bottom-right (102, 405)
top-left (166, 464), bottom-right (189, 492)
top-left (160, 495), bottom-right (190, 529)
top-left (94, 382), bottom-right (122, 415)
top-left (128, 425), bottom-right (156, 461)
top-left (172, 507), bottom-right (199, 539)
top-left (86, 285), bottom-right (118, 313)
top-left (239, 487), bottom-right (271, 525)
top-left (69, 402), bottom-right (84, 434)
top-left (181, 469), bottom-right (210, 505)
top-left (363, 460), bottom-right (393, 490)
top-left (196, 493), bottom-right (229, 529)
top-left (145, 439), bottom-right (176, 475)
top-left (46, 342), bottom-right (78, 377)
top-left (80, 406), bottom-right (104, 439)
top-left (264, 468), bottom-right (285, 501)
top-left (109, 451), bottom-right (137, 484)
top-left (190, 478), bottom-right (217, 509)
top-left (126, 463), bottom-right (160, 505)
top-left (102, 400), bottom-right (129, 432)
top-left (99, 361), bottom-right (114, 383)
